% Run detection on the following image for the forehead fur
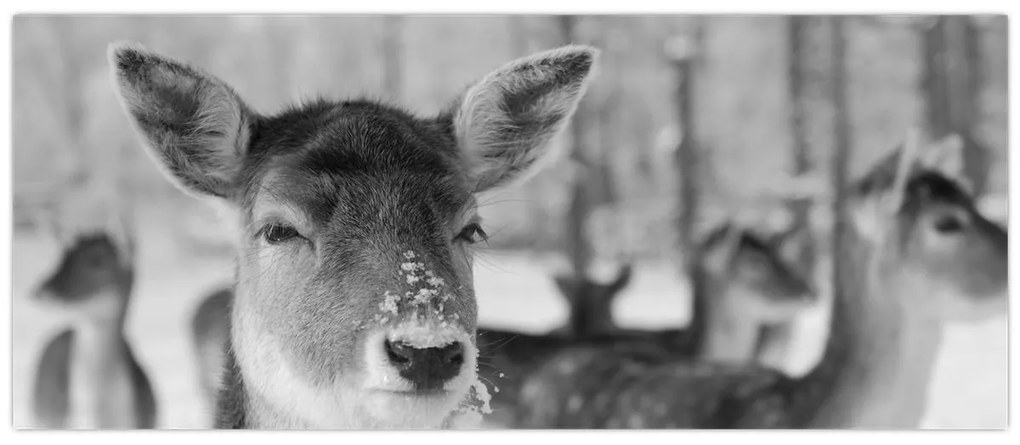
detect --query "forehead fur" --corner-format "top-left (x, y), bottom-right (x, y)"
top-left (854, 164), bottom-right (974, 212)
top-left (238, 99), bottom-right (473, 223)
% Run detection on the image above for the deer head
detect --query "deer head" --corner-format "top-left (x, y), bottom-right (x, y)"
top-left (108, 42), bottom-right (598, 427)
top-left (849, 133), bottom-right (1007, 322)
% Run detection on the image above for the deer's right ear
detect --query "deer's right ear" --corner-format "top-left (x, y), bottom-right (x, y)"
top-left (108, 42), bottom-right (254, 200)
top-left (849, 197), bottom-right (886, 244)
top-left (452, 45), bottom-right (599, 192)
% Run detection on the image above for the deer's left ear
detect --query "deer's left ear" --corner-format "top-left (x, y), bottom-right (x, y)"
top-left (451, 45), bottom-right (599, 192)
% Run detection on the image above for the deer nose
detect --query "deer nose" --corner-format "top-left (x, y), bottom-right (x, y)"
top-left (384, 340), bottom-right (465, 390)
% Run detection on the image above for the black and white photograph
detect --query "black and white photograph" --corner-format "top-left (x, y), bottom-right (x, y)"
top-left (4, 10), bottom-right (1011, 431)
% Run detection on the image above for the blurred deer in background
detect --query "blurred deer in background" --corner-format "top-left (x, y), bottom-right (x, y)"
top-left (476, 220), bottom-right (816, 426)
top-left (30, 205), bottom-right (156, 429)
top-left (694, 222), bottom-right (818, 365)
top-left (553, 265), bottom-right (634, 338)
top-left (109, 42), bottom-right (598, 428)
top-left (515, 133), bottom-right (1007, 428)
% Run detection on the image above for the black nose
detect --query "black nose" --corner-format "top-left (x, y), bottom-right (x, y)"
top-left (384, 340), bottom-right (465, 390)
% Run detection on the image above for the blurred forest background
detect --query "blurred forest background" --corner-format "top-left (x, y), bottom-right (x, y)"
top-left (10, 15), bottom-right (1009, 428)
top-left (12, 15), bottom-right (1008, 258)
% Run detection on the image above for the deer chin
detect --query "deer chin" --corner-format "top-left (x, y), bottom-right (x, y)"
top-left (359, 388), bottom-right (467, 429)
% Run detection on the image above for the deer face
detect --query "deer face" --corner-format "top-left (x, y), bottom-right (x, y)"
top-left (850, 136), bottom-right (1008, 323)
top-left (895, 172), bottom-right (1007, 320)
top-left (109, 43), bottom-right (597, 427)
top-left (233, 107), bottom-right (488, 426)
top-left (728, 233), bottom-right (817, 322)
top-left (700, 225), bottom-right (816, 323)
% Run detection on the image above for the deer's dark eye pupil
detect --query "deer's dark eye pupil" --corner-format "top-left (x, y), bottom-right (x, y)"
top-left (456, 223), bottom-right (488, 244)
top-left (264, 224), bottom-right (299, 244)
top-left (934, 216), bottom-right (963, 234)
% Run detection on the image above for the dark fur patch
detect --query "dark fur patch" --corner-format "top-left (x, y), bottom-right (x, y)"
top-left (37, 234), bottom-right (132, 304)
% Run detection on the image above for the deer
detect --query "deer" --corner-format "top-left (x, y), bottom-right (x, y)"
top-left (475, 221), bottom-right (817, 427)
top-left (190, 286), bottom-right (232, 411)
top-left (30, 210), bottom-right (157, 429)
top-left (107, 42), bottom-right (598, 428)
top-left (552, 265), bottom-right (634, 339)
top-left (513, 133), bottom-right (1008, 429)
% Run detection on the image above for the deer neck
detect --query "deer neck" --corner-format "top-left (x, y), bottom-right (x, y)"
top-left (68, 309), bottom-right (136, 428)
top-left (792, 231), bottom-right (944, 428)
top-left (566, 292), bottom-right (616, 338)
top-left (700, 290), bottom-right (761, 364)
top-left (681, 263), bottom-right (709, 356)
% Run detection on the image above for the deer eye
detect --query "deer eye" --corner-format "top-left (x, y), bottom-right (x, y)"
top-left (455, 223), bottom-right (488, 245)
top-left (261, 223), bottom-right (300, 244)
top-left (933, 215), bottom-right (964, 234)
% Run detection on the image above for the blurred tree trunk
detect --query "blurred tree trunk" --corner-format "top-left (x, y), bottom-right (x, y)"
top-left (558, 15), bottom-right (595, 279)
top-left (382, 15), bottom-right (405, 99)
top-left (593, 20), bottom-right (623, 260)
top-left (556, 15), bottom-right (634, 337)
top-left (830, 16), bottom-right (851, 264)
top-left (51, 19), bottom-right (89, 184)
top-left (664, 26), bottom-right (702, 271)
top-left (922, 16), bottom-right (989, 196)
top-left (784, 16), bottom-right (818, 271)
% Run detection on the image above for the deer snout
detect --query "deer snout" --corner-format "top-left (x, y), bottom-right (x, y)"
top-left (384, 340), bottom-right (465, 390)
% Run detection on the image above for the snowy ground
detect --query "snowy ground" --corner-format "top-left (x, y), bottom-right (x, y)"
top-left (11, 209), bottom-right (1008, 429)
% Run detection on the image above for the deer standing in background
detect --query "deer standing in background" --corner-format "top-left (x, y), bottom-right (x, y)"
top-left (552, 265), bottom-right (634, 338)
top-left (109, 42), bottom-right (597, 428)
top-left (515, 134), bottom-right (1007, 428)
top-left (31, 214), bottom-right (157, 429)
top-left (476, 222), bottom-right (816, 427)
top-left (697, 222), bottom-right (819, 366)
